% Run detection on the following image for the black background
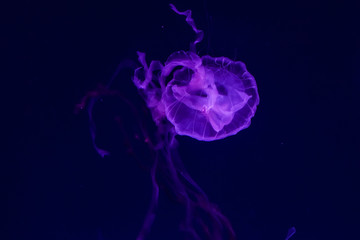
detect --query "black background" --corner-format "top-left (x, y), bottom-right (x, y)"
top-left (7, 0), bottom-right (360, 240)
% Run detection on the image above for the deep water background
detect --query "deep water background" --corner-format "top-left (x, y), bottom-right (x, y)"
top-left (6, 0), bottom-right (360, 240)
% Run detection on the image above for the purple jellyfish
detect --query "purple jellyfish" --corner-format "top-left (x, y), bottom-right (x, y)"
top-left (78, 3), bottom-right (294, 240)
top-left (77, 4), bottom-right (295, 240)
top-left (134, 4), bottom-right (259, 142)
top-left (132, 4), bottom-right (259, 240)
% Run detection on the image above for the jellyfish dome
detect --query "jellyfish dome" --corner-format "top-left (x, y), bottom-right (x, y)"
top-left (134, 4), bottom-right (259, 141)
top-left (134, 5), bottom-right (259, 141)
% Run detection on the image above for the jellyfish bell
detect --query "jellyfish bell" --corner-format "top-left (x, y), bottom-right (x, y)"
top-left (134, 5), bottom-right (259, 142)
top-left (163, 53), bottom-right (259, 141)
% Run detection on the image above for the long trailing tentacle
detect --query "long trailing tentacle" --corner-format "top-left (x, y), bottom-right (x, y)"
top-left (136, 151), bottom-right (159, 240)
top-left (75, 60), bottom-right (137, 158)
top-left (77, 60), bottom-right (162, 240)
top-left (285, 227), bottom-right (296, 240)
top-left (169, 4), bottom-right (204, 53)
top-left (156, 121), bottom-right (236, 240)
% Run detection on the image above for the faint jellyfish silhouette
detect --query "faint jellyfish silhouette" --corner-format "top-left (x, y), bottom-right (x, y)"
top-left (132, 4), bottom-right (259, 240)
top-left (285, 227), bottom-right (296, 240)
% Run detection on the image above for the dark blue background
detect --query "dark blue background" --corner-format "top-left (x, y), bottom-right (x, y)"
top-left (7, 0), bottom-right (359, 240)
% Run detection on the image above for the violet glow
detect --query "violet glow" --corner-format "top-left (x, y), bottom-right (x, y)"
top-left (134, 4), bottom-right (259, 141)
top-left (132, 4), bottom-right (259, 240)
top-left (78, 3), bottom-right (296, 240)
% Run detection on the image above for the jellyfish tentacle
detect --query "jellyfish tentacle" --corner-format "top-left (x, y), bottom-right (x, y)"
top-left (77, 60), bottom-right (137, 158)
top-left (285, 227), bottom-right (296, 240)
top-left (169, 4), bottom-right (204, 53)
top-left (136, 151), bottom-right (159, 240)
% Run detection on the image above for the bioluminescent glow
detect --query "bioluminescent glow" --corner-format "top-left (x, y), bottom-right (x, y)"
top-left (134, 4), bottom-right (259, 141)
top-left (79, 4), bottom-right (296, 240)
top-left (132, 4), bottom-right (259, 240)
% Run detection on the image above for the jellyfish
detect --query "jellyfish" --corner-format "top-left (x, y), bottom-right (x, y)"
top-left (132, 4), bottom-right (258, 239)
top-left (78, 3), bottom-right (295, 240)
top-left (133, 4), bottom-right (259, 142)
